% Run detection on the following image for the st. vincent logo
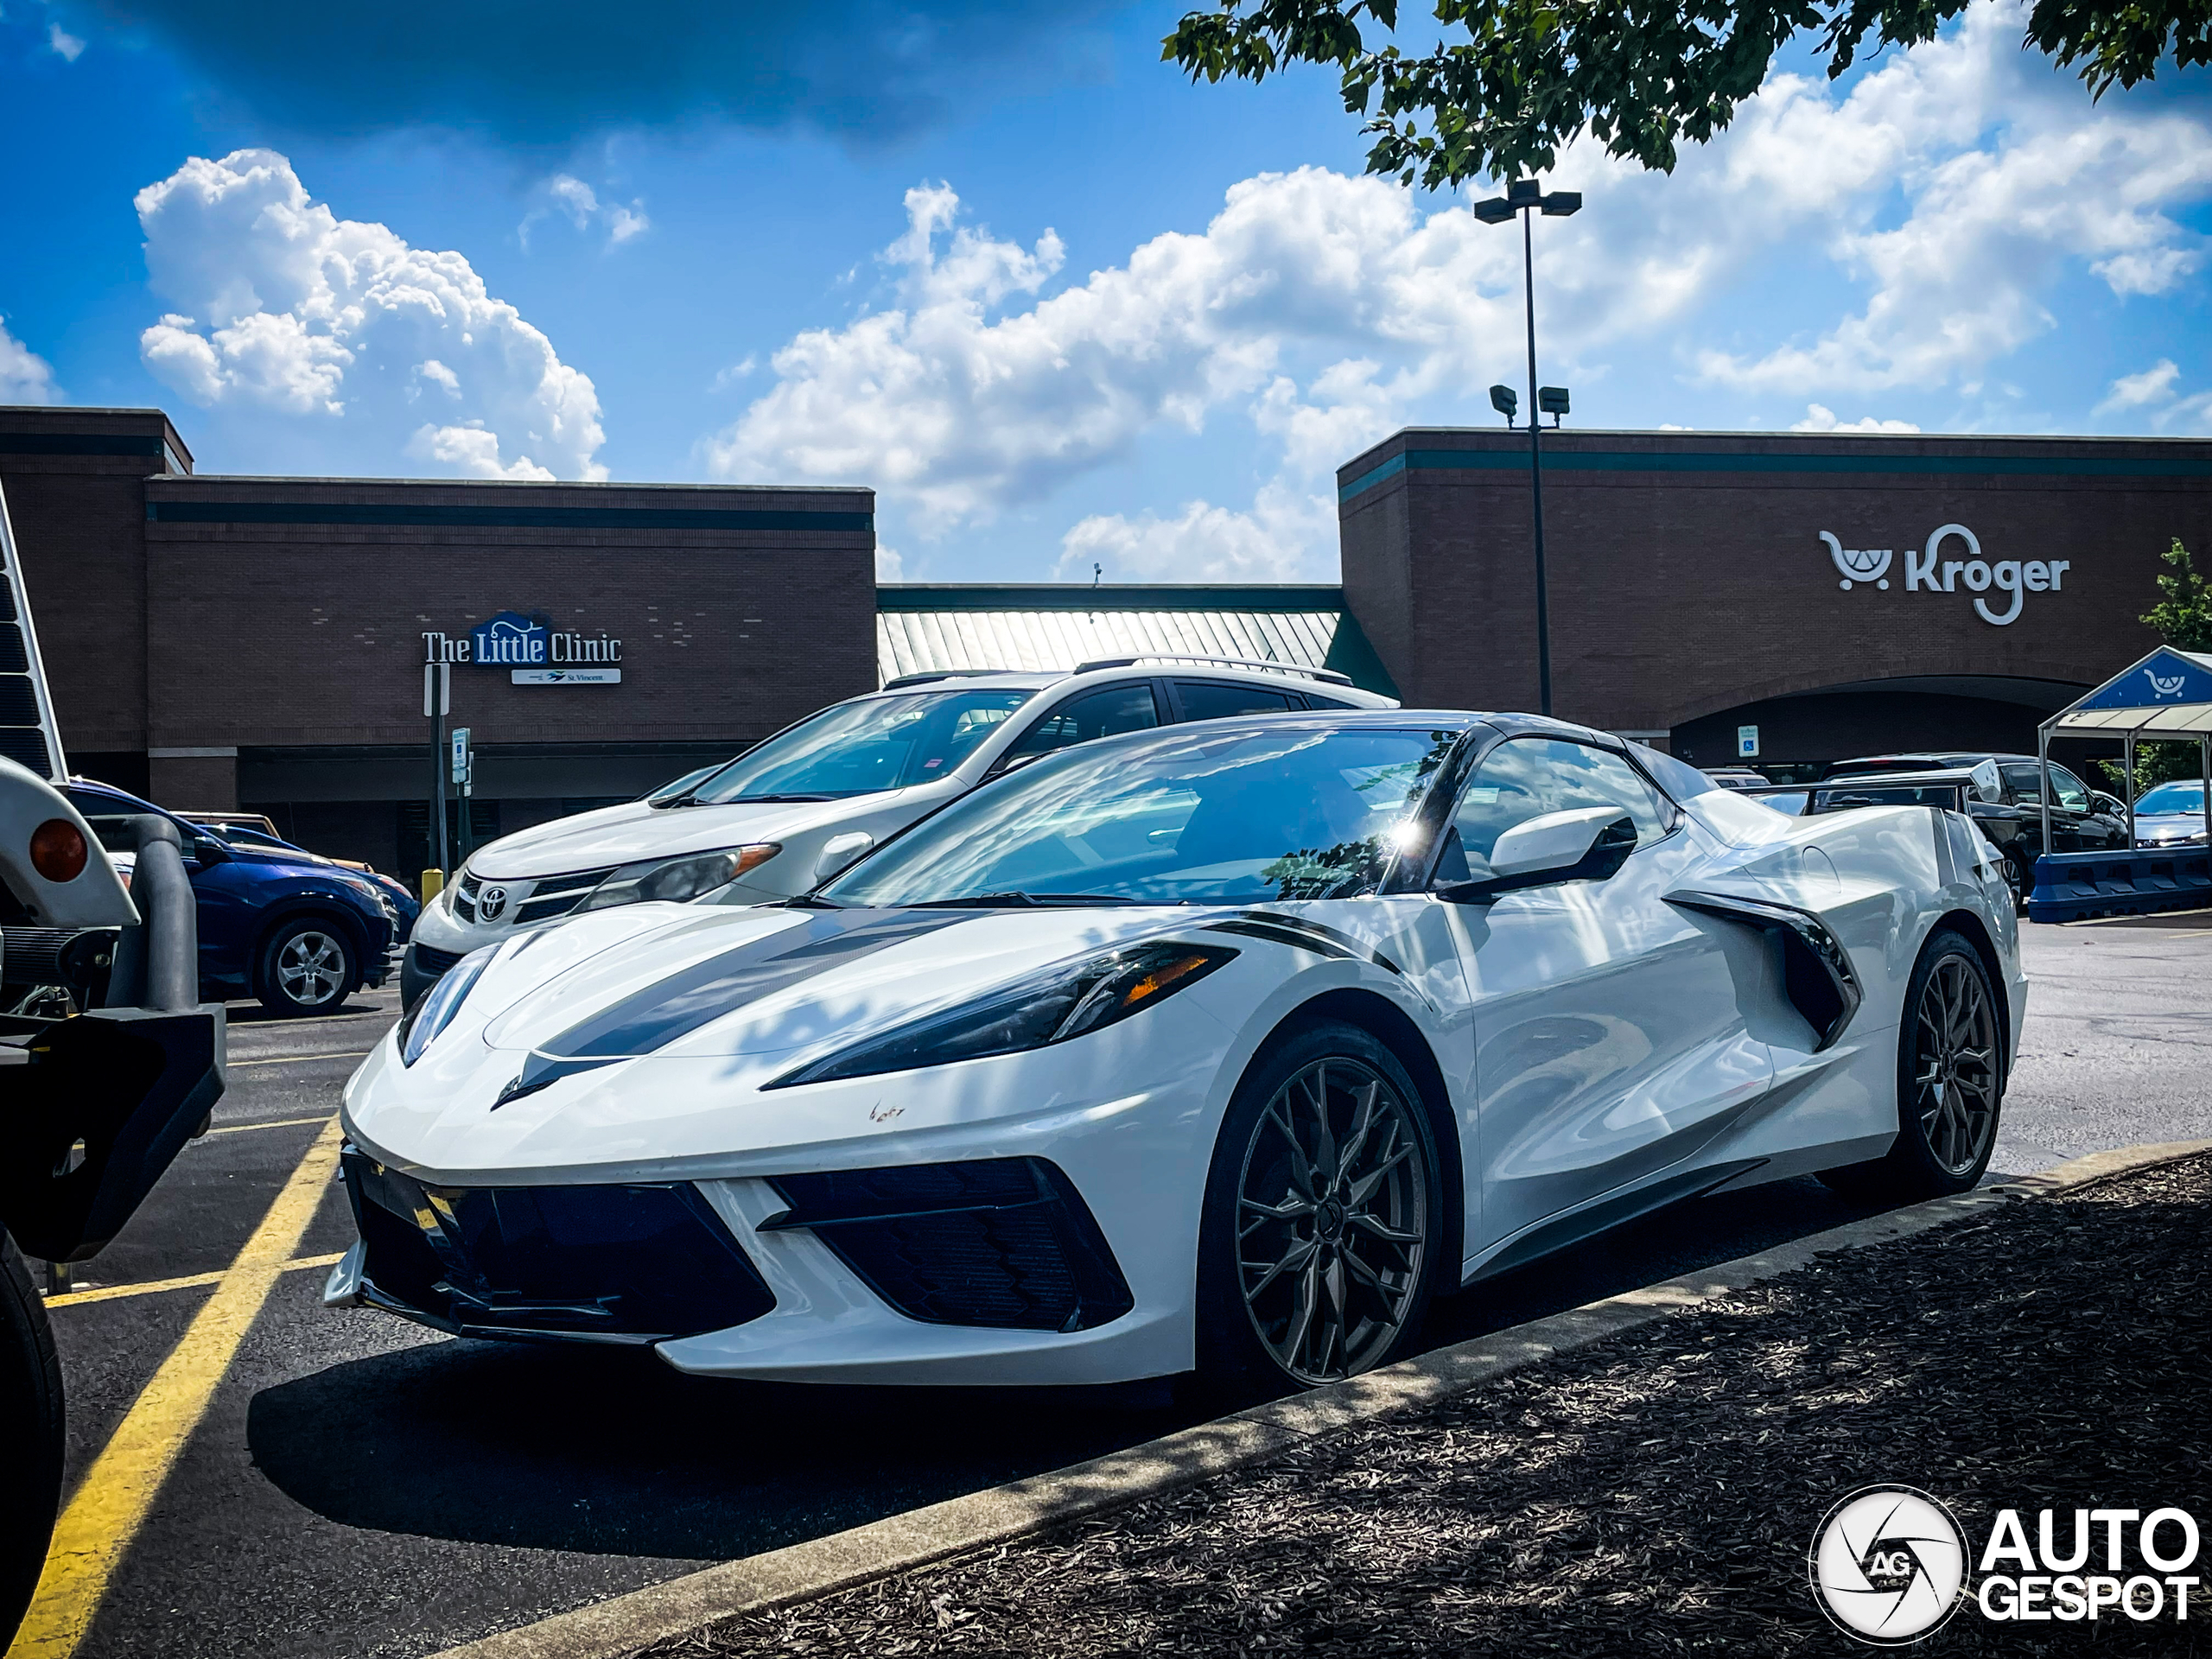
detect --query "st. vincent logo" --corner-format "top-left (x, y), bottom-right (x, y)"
top-left (1810, 1486), bottom-right (1969, 1644)
top-left (1820, 524), bottom-right (2071, 628)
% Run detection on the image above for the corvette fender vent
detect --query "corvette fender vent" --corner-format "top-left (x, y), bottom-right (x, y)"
top-left (762, 1158), bottom-right (1135, 1333)
top-left (341, 1148), bottom-right (774, 1344)
top-left (1668, 890), bottom-right (1863, 1052)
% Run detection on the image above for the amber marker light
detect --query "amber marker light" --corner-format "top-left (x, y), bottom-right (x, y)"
top-left (29, 818), bottom-right (89, 883)
top-left (1117, 950), bottom-right (1215, 1011)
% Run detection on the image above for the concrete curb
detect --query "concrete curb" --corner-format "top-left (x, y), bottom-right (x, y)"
top-left (430, 1137), bottom-right (2212, 1659)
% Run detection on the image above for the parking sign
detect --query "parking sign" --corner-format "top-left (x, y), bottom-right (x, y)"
top-left (1737, 725), bottom-right (1759, 759)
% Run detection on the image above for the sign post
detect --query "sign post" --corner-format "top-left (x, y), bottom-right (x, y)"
top-left (423, 660), bottom-right (451, 880)
top-left (451, 727), bottom-right (473, 865)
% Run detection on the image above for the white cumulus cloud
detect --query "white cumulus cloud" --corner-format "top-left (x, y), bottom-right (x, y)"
top-left (0, 320), bottom-right (61, 404)
top-left (2097, 359), bottom-right (2181, 412)
top-left (708, 0), bottom-right (2212, 579)
top-left (136, 148), bottom-right (606, 480)
top-left (523, 173), bottom-right (651, 250)
top-left (1792, 404), bottom-right (1920, 433)
top-left (48, 22), bottom-right (85, 60)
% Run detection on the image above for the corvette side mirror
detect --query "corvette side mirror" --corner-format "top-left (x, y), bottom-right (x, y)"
top-left (1435, 808), bottom-right (1637, 902)
top-left (813, 831), bottom-right (874, 884)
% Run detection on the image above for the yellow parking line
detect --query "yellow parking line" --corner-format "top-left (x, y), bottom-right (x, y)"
top-left (6, 1116), bottom-right (346, 1659)
top-left (41, 1253), bottom-right (345, 1311)
top-left (227, 1049), bottom-right (372, 1068)
top-left (197, 1114), bottom-right (335, 1138)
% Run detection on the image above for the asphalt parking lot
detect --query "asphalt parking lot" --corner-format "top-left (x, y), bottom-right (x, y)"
top-left (21, 912), bottom-right (2212, 1659)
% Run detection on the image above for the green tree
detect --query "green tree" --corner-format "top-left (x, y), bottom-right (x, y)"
top-left (1164, 1), bottom-right (2212, 188)
top-left (2098, 537), bottom-right (2210, 795)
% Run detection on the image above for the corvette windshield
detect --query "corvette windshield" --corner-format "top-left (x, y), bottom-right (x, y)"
top-left (686, 689), bottom-right (1036, 804)
top-left (823, 725), bottom-right (1460, 906)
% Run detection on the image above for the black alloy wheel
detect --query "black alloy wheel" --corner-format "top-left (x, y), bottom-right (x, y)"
top-left (1821, 928), bottom-right (2004, 1203)
top-left (1198, 1021), bottom-right (1441, 1392)
top-left (1999, 852), bottom-right (2028, 913)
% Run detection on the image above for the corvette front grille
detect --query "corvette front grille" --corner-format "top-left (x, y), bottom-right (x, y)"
top-left (342, 1149), bottom-right (774, 1344)
top-left (763, 1158), bottom-right (1134, 1332)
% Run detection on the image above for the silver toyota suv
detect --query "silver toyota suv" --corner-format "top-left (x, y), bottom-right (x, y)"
top-left (402, 657), bottom-right (1394, 1002)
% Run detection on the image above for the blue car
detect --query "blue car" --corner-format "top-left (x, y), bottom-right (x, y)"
top-left (62, 779), bottom-right (398, 1016)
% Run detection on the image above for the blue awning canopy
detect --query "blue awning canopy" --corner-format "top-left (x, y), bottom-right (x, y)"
top-left (2044, 646), bottom-right (2212, 738)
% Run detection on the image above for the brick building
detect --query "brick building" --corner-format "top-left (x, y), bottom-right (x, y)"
top-left (7, 404), bottom-right (2207, 880)
top-left (2, 407), bottom-right (874, 873)
top-left (1339, 428), bottom-right (2212, 774)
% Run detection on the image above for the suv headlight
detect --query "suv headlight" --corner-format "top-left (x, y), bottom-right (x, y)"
top-left (766, 940), bottom-right (1236, 1090)
top-left (397, 945), bottom-right (496, 1065)
top-left (575, 845), bottom-right (779, 912)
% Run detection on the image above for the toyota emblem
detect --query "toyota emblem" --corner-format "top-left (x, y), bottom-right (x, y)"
top-left (478, 885), bottom-right (508, 920)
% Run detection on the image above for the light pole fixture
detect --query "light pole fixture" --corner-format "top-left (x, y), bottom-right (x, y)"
top-left (1489, 384), bottom-right (1519, 426)
top-left (1474, 179), bottom-right (1581, 716)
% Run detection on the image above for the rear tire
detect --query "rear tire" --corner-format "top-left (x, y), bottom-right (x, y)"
top-left (0, 1232), bottom-right (63, 1645)
top-left (257, 921), bottom-right (356, 1017)
top-left (1195, 1021), bottom-right (1442, 1395)
top-left (1820, 928), bottom-right (2004, 1203)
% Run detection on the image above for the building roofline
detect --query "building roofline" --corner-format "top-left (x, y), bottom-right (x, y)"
top-left (876, 583), bottom-right (1346, 612)
top-left (153, 474), bottom-right (868, 495)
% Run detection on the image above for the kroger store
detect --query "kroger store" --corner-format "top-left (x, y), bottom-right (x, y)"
top-left (4, 405), bottom-right (2208, 875)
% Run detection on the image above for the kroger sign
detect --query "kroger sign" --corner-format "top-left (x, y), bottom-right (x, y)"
top-left (1821, 524), bottom-right (2069, 628)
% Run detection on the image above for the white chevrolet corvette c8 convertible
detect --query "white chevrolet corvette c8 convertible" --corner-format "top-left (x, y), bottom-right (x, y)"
top-left (330, 710), bottom-right (2026, 1391)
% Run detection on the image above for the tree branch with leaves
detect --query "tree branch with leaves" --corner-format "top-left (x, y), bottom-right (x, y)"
top-left (1164, 0), bottom-right (2212, 188)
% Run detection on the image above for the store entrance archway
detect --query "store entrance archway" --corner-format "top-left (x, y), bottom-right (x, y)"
top-left (1669, 676), bottom-right (2097, 780)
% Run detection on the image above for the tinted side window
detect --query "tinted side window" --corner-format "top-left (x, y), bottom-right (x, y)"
top-left (1000, 683), bottom-right (1160, 768)
top-left (2050, 766), bottom-right (2091, 811)
top-left (1300, 693), bottom-right (1355, 710)
top-left (1173, 681), bottom-right (1296, 722)
top-left (1434, 738), bottom-right (1671, 883)
top-left (1998, 762), bottom-right (2043, 804)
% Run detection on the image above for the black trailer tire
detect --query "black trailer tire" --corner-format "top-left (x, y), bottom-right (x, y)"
top-left (0, 1232), bottom-right (62, 1645)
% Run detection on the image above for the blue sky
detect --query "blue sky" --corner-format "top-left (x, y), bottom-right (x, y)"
top-left (2, 0), bottom-right (2208, 582)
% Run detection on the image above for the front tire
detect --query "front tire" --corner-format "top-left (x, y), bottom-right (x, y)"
top-left (1, 1232), bottom-right (63, 1645)
top-left (1196, 1021), bottom-right (1442, 1393)
top-left (1821, 928), bottom-right (2004, 1203)
top-left (257, 921), bottom-right (356, 1017)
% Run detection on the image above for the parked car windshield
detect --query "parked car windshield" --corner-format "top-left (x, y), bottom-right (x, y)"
top-left (688, 689), bottom-right (1037, 804)
top-left (2137, 781), bottom-right (2208, 814)
top-left (821, 723), bottom-right (1460, 906)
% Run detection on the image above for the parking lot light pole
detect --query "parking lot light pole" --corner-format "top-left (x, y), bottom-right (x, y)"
top-left (1474, 180), bottom-right (1580, 717)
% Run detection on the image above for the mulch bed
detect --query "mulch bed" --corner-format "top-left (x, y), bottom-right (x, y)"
top-left (647, 1157), bottom-right (2212, 1656)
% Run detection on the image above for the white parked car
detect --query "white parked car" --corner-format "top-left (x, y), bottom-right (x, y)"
top-left (334, 709), bottom-right (2024, 1392)
top-left (2132, 779), bottom-right (2209, 848)
top-left (402, 659), bottom-right (1392, 1005)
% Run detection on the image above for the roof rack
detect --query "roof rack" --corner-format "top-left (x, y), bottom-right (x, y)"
top-left (1070, 655), bottom-right (1354, 686)
top-left (881, 669), bottom-right (1026, 689)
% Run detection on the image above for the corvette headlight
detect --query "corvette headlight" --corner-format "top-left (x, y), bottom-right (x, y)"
top-left (575, 845), bottom-right (779, 912)
top-left (397, 945), bottom-right (496, 1065)
top-left (766, 940), bottom-right (1236, 1090)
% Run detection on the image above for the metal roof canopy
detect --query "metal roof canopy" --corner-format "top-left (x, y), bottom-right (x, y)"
top-left (2037, 646), bottom-right (2212, 850)
top-left (874, 585), bottom-right (1401, 698)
